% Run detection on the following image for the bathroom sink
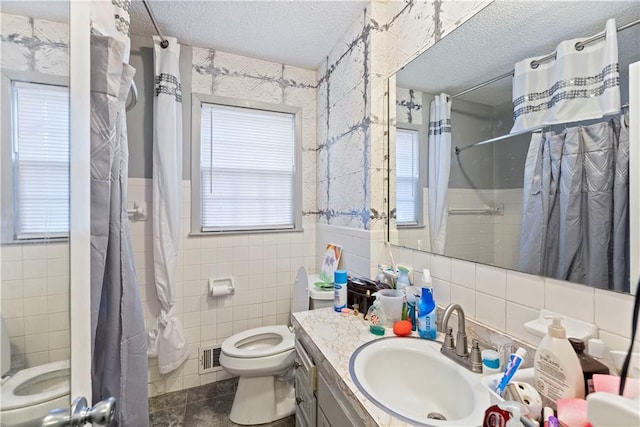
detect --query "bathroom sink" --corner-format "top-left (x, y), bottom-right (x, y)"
top-left (349, 337), bottom-right (490, 426)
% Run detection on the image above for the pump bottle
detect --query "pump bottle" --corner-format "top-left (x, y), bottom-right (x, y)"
top-left (533, 317), bottom-right (585, 408)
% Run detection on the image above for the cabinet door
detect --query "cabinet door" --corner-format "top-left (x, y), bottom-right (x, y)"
top-left (317, 372), bottom-right (365, 427)
top-left (317, 407), bottom-right (331, 427)
top-left (295, 372), bottom-right (316, 426)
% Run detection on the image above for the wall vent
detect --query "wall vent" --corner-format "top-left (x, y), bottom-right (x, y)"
top-left (199, 345), bottom-right (222, 374)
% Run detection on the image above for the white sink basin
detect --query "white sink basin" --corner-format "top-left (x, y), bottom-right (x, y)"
top-left (349, 337), bottom-right (490, 426)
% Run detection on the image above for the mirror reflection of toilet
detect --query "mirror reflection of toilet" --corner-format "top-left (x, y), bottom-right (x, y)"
top-left (219, 266), bottom-right (330, 425)
top-left (1, 315), bottom-right (70, 427)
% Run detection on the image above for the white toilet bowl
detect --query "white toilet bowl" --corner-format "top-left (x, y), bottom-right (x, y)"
top-left (0, 360), bottom-right (70, 427)
top-left (219, 267), bottom-right (312, 425)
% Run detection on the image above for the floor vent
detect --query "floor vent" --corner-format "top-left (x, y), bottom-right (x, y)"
top-left (199, 345), bottom-right (222, 374)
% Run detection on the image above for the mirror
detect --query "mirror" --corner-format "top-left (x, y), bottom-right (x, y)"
top-left (387, 1), bottom-right (640, 293)
top-left (1, 2), bottom-right (71, 423)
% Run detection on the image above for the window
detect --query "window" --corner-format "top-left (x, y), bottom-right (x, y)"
top-left (10, 80), bottom-right (70, 239)
top-left (396, 128), bottom-right (420, 225)
top-left (193, 96), bottom-right (301, 233)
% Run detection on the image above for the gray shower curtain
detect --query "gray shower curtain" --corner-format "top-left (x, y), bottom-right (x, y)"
top-left (90, 34), bottom-right (149, 426)
top-left (519, 115), bottom-right (630, 292)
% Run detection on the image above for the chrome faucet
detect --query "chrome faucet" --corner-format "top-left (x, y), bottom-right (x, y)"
top-left (440, 303), bottom-right (482, 373)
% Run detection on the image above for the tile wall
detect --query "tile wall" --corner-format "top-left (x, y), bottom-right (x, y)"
top-left (0, 13), bottom-right (70, 368)
top-left (391, 249), bottom-right (638, 353)
top-left (1, 243), bottom-right (70, 368)
top-left (131, 47), bottom-right (318, 396)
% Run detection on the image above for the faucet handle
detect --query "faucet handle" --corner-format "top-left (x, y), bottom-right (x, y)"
top-left (470, 339), bottom-right (483, 373)
top-left (444, 327), bottom-right (455, 350)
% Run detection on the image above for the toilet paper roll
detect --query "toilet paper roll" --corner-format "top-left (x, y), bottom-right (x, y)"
top-left (209, 278), bottom-right (235, 297)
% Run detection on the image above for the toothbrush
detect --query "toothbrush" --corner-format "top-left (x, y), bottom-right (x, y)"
top-left (385, 241), bottom-right (398, 274)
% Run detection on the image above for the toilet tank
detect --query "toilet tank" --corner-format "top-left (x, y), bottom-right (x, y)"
top-left (1, 314), bottom-right (11, 376)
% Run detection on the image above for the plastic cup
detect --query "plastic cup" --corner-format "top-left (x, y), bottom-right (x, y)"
top-left (376, 289), bottom-right (404, 327)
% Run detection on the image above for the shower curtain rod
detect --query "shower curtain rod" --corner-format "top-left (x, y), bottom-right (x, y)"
top-left (454, 104), bottom-right (629, 155)
top-left (126, 0), bottom-right (168, 112)
top-left (142, 0), bottom-right (169, 49)
top-left (451, 17), bottom-right (640, 99)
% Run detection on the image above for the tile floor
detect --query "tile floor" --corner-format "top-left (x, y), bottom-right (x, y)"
top-left (148, 378), bottom-right (296, 427)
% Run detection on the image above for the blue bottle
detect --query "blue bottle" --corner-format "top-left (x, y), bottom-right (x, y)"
top-left (417, 287), bottom-right (437, 339)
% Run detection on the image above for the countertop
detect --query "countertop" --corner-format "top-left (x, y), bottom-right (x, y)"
top-left (292, 307), bottom-right (443, 427)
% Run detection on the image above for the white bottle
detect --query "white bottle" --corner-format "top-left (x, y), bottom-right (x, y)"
top-left (533, 316), bottom-right (585, 407)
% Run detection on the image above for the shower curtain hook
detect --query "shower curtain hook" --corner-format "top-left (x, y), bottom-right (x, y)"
top-left (160, 39), bottom-right (169, 49)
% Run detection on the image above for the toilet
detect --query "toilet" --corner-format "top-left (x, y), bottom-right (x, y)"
top-left (0, 316), bottom-right (70, 427)
top-left (220, 266), bottom-right (327, 425)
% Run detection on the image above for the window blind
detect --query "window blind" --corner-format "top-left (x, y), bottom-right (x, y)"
top-left (200, 103), bottom-right (295, 231)
top-left (396, 128), bottom-right (419, 225)
top-left (13, 81), bottom-right (70, 238)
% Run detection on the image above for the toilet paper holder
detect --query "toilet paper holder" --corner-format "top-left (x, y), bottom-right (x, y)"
top-left (209, 277), bottom-right (235, 297)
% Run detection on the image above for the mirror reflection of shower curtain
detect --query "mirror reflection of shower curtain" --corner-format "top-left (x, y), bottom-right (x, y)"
top-left (428, 94), bottom-right (452, 254)
top-left (519, 115), bottom-right (630, 291)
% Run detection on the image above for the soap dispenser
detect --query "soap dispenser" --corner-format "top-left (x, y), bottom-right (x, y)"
top-left (366, 299), bottom-right (387, 336)
top-left (533, 316), bottom-right (585, 408)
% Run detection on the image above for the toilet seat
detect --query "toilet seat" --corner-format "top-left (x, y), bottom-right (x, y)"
top-left (1, 360), bottom-right (70, 411)
top-left (221, 325), bottom-right (294, 359)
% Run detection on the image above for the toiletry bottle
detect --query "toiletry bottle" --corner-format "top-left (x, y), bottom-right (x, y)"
top-left (421, 268), bottom-right (432, 291)
top-left (496, 347), bottom-right (527, 396)
top-left (568, 338), bottom-right (609, 395)
top-left (533, 317), bottom-right (585, 408)
top-left (396, 266), bottom-right (411, 290)
top-left (366, 299), bottom-right (387, 336)
top-left (333, 270), bottom-right (348, 312)
top-left (586, 338), bottom-right (617, 375)
top-left (406, 287), bottom-right (420, 331)
top-left (417, 287), bottom-right (437, 339)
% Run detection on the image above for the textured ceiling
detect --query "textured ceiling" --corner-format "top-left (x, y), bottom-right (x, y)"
top-left (396, 1), bottom-right (640, 106)
top-left (0, 0), bottom-right (368, 70)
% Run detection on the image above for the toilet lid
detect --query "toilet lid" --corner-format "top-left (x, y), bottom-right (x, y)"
top-left (291, 266), bottom-right (310, 313)
top-left (1, 360), bottom-right (70, 411)
top-left (221, 325), bottom-right (294, 359)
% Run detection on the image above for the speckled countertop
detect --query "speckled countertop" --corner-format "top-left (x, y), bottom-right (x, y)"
top-left (292, 307), bottom-right (446, 427)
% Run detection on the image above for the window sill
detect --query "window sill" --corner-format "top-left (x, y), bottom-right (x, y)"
top-left (396, 224), bottom-right (426, 230)
top-left (189, 227), bottom-right (304, 237)
top-left (2, 236), bottom-right (68, 245)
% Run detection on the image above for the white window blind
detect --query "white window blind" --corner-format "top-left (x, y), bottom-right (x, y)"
top-left (12, 81), bottom-right (70, 238)
top-left (200, 103), bottom-right (295, 231)
top-left (396, 128), bottom-right (419, 225)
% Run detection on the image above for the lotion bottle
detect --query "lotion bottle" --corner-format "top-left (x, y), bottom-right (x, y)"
top-left (533, 317), bottom-right (585, 408)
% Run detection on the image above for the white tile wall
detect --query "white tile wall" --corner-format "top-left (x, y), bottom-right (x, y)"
top-left (1, 242), bottom-right (70, 367)
top-left (401, 252), bottom-right (638, 355)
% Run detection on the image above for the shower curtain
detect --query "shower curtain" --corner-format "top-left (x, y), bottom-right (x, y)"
top-left (428, 94), bottom-right (452, 254)
top-left (90, 35), bottom-right (149, 426)
top-left (518, 115), bottom-right (630, 291)
top-left (146, 36), bottom-right (189, 374)
top-left (511, 19), bottom-right (620, 133)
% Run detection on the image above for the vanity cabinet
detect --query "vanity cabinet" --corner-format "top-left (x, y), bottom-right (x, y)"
top-left (293, 316), bottom-right (370, 427)
top-left (294, 339), bottom-right (317, 427)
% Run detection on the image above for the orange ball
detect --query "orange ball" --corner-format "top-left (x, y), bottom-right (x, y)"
top-left (393, 320), bottom-right (412, 337)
